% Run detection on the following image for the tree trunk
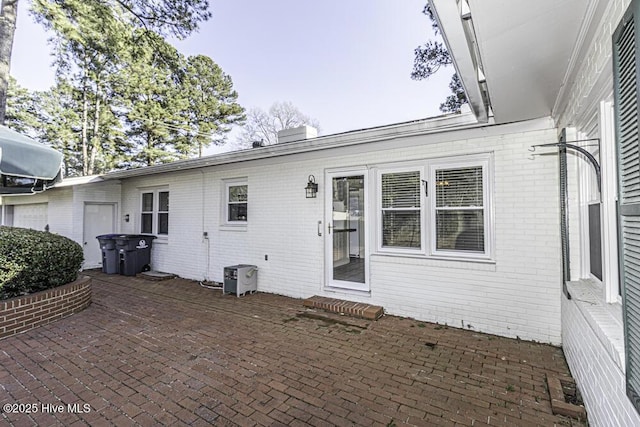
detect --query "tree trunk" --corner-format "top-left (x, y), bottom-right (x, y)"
top-left (146, 132), bottom-right (152, 166)
top-left (0, 0), bottom-right (19, 125)
top-left (88, 94), bottom-right (100, 175)
top-left (80, 65), bottom-right (89, 175)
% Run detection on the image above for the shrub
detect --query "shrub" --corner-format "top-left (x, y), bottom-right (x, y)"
top-left (0, 226), bottom-right (84, 300)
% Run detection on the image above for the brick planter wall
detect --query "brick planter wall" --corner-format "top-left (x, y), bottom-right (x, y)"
top-left (0, 276), bottom-right (91, 340)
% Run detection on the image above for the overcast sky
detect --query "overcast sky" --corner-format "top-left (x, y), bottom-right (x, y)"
top-left (10, 0), bottom-right (453, 153)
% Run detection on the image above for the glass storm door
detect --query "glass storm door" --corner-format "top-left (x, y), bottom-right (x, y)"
top-left (325, 171), bottom-right (368, 291)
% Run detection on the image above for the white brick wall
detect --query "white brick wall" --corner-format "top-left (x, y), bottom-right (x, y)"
top-left (1, 181), bottom-right (121, 255)
top-left (553, 0), bottom-right (640, 424)
top-left (118, 118), bottom-right (562, 344)
top-left (562, 288), bottom-right (640, 426)
top-left (5, 118), bottom-right (562, 344)
top-left (556, 0), bottom-right (629, 129)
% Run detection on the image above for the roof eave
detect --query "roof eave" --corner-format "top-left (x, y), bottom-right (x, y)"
top-left (429, 0), bottom-right (489, 123)
top-left (102, 112), bottom-right (480, 180)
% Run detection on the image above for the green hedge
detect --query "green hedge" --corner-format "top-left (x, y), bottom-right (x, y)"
top-left (0, 226), bottom-right (84, 300)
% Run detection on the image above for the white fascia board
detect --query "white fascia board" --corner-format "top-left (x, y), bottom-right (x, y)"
top-left (102, 113), bottom-right (481, 180)
top-left (53, 175), bottom-right (105, 188)
top-left (429, 0), bottom-right (488, 122)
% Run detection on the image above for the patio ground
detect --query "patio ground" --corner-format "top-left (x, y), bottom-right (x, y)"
top-left (0, 271), bottom-right (586, 426)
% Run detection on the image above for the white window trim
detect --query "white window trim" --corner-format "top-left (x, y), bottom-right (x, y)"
top-left (375, 165), bottom-right (426, 255)
top-left (222, 178), bottom-right (248, 228)
top-left (600, 100), bottom-right (621, 303)
top-left (139, 187), bottom-right (169, 238)
top-left (373, 154), bottom-right (494, 261)
top-left (428, 155), bottom-right (493, 260)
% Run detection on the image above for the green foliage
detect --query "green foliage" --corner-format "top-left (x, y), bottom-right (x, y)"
top-left (0, 226), bottom-right (84, 300)
top-left (411, 40), bottom-right (452, 80)
top-left (1, 0), bottom-right (210, 126)
top-left (5, 0), bottom-right (243, 173)
top-left (439, 73), bottom-right (467, 114)
top-left (5, 77), bottom-right (41, 136)
top-left (176, 55), bottom-right (245, 157)
top-left (412, 4), bottom-right (468, 113)
top-left (32, 0), bottom-right (211, 41)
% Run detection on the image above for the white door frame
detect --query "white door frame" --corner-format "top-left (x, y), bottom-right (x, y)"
top-left (324, 168), bottom-right (370, 292)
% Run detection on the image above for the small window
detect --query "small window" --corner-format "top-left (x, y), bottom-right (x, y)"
top-left (433, 164), bottom-right (487, 255)
top-left (380, 171), bottom-right (422, 249)
top-left (158, 191), bottom-right (169, 235)
top-left (141, 192), bottom-right (154, 234)
top-left (140, 189), bottom-right (169, 235)
top-left (226, 181), bottom-right (248, 223)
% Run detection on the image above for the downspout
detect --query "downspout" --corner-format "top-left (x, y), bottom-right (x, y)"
top-left (201, 169), bottom-right (210, 281)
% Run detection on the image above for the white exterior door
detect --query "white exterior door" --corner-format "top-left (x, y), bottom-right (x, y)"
top-left (13, 203), bottom-right (48, 230)
top-left (325, 170), bottom-right (369, 292)
top-left (83, 203), bottom-right (116, 268)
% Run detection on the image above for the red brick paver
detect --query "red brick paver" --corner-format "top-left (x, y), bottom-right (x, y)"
top-left (0, 271), bottom-right (586, 426)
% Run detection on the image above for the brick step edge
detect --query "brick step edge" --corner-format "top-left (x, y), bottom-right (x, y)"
top-left (302, 296), bottom-right (383, 320)
top-left (546, 374), bottom-right (587, 421)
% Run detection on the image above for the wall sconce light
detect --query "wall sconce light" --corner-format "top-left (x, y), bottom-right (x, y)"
top-left (305, 175), bottom-right (318, 198)
top-left (124, 214), bottom-right (130, 222)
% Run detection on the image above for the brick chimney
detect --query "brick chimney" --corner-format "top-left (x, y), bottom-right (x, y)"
top-left (276, 125), bottom-right (318, 144)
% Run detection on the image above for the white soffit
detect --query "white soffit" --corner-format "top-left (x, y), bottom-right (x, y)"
top-left (432, 0), bottom-right (591, 124)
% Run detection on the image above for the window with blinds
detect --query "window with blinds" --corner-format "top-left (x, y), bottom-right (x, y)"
top-left (434, 166), bottom-right (485, 253)
top-left (376, 156), bottom-right (491, 258)
top-left (381, 171), bottom-right (421, 249)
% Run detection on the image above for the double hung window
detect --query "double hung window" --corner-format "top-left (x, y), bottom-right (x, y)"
top-left (141, 189), bottom-right (169, 235)
top-left (225, 179), bottom-right (248, 223)
top-left (379, 168), bottom-right (423, 252)
top-left (432, 163), bottom-right (487, 255)
top-left (377, 155), bottom-right (491, 259)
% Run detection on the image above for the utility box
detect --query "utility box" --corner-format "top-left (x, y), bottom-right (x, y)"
top-left (223, 265), bottom-right (258, 297)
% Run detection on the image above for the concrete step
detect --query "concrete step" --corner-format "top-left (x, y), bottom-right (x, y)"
top-left (138, 271), bottom-right (177, 281)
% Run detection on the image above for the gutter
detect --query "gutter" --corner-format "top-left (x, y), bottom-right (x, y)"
top-left (429, 0), bottom-right (491, 123)
top-left (102, 113), bottom-right (486, 180)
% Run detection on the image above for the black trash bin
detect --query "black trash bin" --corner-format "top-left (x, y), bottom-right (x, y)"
top-left (96, 234), bottom-right (122, 274)
top-left (115, 235), bottom-right (156, 276)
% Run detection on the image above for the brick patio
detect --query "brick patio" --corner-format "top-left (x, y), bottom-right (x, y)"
top-left (0, 271), bottom-right (586, 426)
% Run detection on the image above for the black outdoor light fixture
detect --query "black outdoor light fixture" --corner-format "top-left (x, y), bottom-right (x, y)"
top-left (305, 175), bottom-right (318, 198)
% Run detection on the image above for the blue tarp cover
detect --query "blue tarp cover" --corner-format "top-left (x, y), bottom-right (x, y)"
top-left (0, 125), bottom-right (63, 180)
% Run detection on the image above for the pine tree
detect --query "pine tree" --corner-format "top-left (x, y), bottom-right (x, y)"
top-left (5, 76), bottom-right (39, 136)
top-left (176, 55), bottom-right (245, 158)
top-left (412, 4), bottom-right (467, 113)
top-left (0, 0), bottom-right (212, 125)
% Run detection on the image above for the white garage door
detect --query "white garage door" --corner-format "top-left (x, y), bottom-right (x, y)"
top-left (13, 203), bottom-right (48, 231)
